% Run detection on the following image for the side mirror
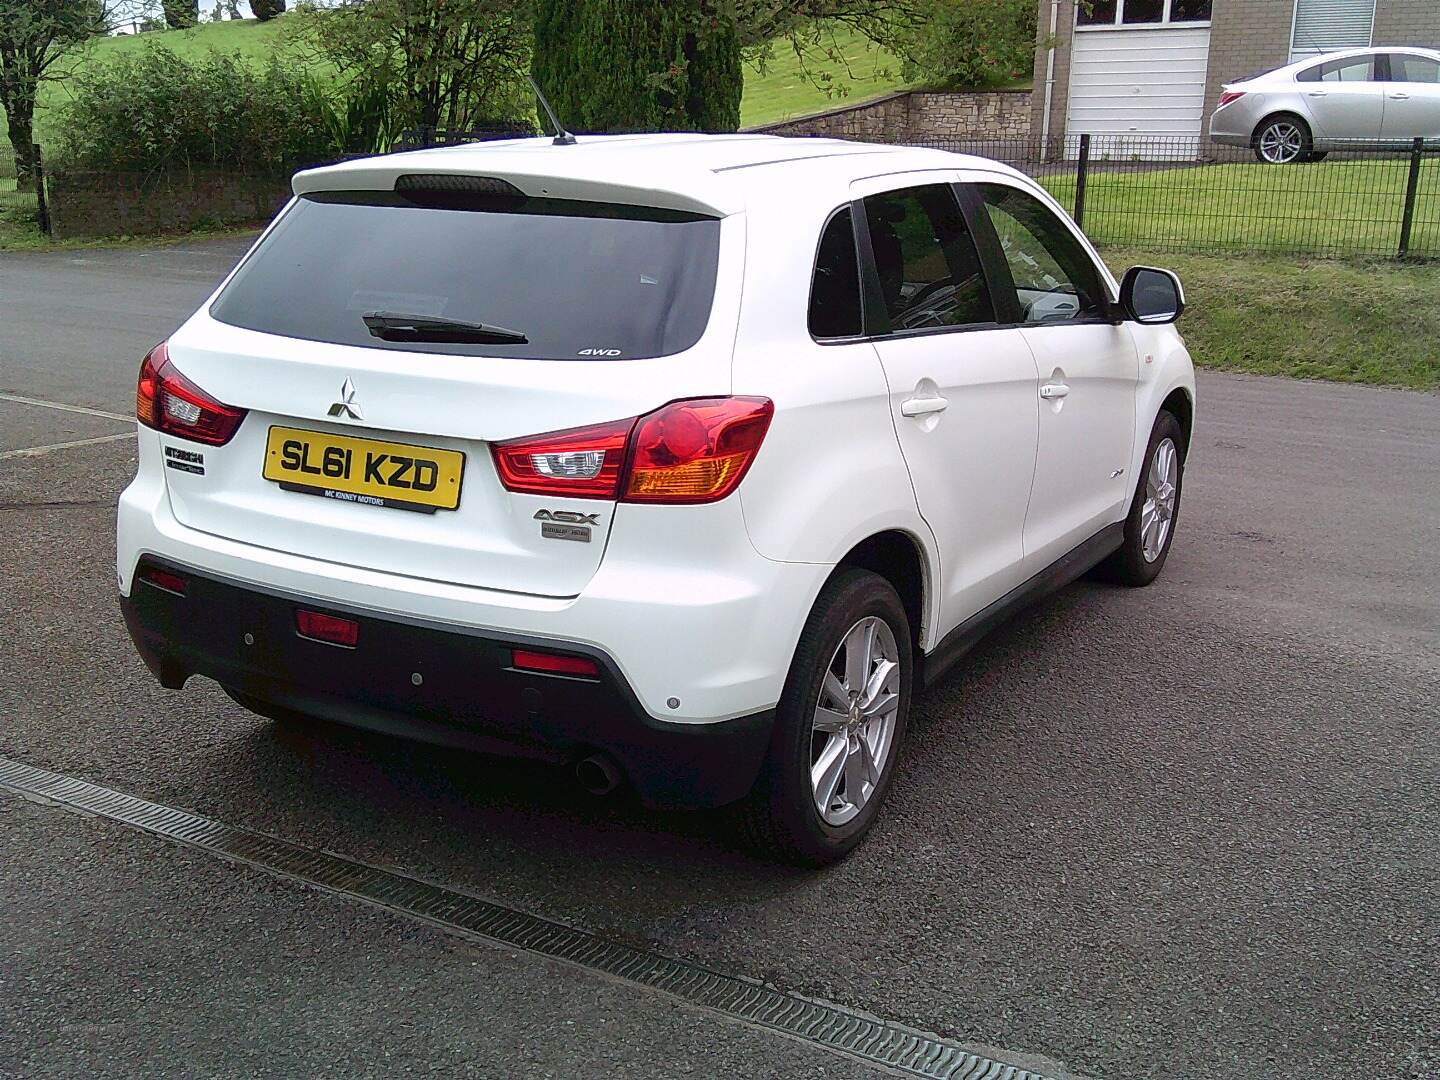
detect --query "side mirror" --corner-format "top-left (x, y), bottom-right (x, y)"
top-left (1119, 266), bottom-right (1185, 325)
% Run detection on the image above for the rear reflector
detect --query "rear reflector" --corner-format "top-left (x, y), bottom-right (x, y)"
top-left (511, 648), bottom-right (600, 678)
top-left (138, 565), bottom-right (187, 596)
top-left (296, 609), bottom-right (360, 648)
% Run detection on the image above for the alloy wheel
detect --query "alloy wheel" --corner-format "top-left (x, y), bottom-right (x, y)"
top-left (810, 616), bottom-right (901, 826)
top-left (1258, 123), bottom-right (1304, 164)
top-left (1141, 437), bottom-right (1179, 563)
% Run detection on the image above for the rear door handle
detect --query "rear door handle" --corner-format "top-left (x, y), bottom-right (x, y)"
top-left (1390, 92), bottom-right (1411, 100)
top-left (900, 394), bottom-right (949, 417)
top-left (1039, 382), bottom-right (1070, 400)
top-left (1307, 90), bottom-right (1327, 97)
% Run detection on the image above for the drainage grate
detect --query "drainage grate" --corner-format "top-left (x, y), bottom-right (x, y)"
top-left (0, 756), bottom-right (1060, 1080)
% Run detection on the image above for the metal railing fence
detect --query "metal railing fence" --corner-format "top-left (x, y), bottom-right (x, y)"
top-left (836, 132), bottom-right (1438, 259)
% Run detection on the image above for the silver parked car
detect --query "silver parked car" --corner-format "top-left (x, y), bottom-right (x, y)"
top-left (1209, 47), bottom-right (1440, 163)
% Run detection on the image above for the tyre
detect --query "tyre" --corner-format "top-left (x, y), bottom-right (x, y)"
top-left (1253, 115), bottom-right (1311, 164)
top-left (1104, 411), bottom-right (1185, 587)
top-left (738, 568), bottom-right (912, 866)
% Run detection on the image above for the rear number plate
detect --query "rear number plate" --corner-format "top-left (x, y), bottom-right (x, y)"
top-left (263, 426), bottom-right (464, 513)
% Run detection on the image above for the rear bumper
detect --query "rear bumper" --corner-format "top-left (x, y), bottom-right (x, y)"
top-left (120, 559), bottom-right (773, 808)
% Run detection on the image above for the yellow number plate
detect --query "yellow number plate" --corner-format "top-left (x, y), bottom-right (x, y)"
top-left (263, 426), bottom-right (465, 513)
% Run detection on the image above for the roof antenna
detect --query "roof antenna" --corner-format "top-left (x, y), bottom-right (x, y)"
top-left (527, 75), bottom-right (577, 146)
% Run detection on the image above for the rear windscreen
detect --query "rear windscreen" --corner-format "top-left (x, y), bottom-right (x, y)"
top-left (209, 191), bottom-right (722, 361)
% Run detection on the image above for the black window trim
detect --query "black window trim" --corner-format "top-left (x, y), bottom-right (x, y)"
top-left (807, 202), bottom-right (870, 345)
top-left (815, 174), bottom-right (1121, 345)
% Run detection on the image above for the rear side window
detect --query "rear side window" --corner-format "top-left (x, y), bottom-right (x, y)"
top-left (1297, 55), bottom-right (1374, 82)
top-left (860, 184), bottom-right (995, 333)
top-left (808, 208), bottom-right (863, 339)
top-left (210, 192), bottom-right (721, 361)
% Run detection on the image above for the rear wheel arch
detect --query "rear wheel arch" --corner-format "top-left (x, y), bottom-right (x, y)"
top-left (1253, 111), bottom-right (1310, 140)
top-left (831, 530), bottom-right (929, 653)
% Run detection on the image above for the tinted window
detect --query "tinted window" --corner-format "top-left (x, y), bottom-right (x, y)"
top-left (1168, 0), bottom-right (1212, 20)
top-left (809, 208), bottom-right (863, 339)
top-left (977, 184), bottom-right (1108, 324)
top-left (1078, 0), bottom-right (1117, 24)
top-left (1121, 0), bottom-right (1163, 23)
top-left (861, 185), bottom-right (994, 333)
top-left (210, 193), bottom-right (721, 361)
top-left (1390, 54), bottom-right (1440, 83)
top-left (1319, 55), bottom-right (1374, 82)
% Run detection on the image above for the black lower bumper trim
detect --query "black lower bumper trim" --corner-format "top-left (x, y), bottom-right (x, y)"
top-left (120, 558), bottom-right (772, 808)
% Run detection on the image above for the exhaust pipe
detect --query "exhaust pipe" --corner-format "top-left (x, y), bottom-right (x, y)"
top-left (575, 754), bottom-right (622, 796)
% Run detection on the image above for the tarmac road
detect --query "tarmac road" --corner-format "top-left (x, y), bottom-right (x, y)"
top-left (1, 240), bottom-right (1436, 1080)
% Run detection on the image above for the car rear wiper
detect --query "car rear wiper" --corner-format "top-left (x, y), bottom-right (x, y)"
top-left (362, 311), bottom-right (529, 345)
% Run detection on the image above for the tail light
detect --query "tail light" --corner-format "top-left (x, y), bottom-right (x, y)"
top-left (491, 397), bottom-right (774, 505)
top-left (623, 397), bottom-right (773, 503)
top-left (1218, 91), bottom-right (1246, 108)
top-left (492, 417), bottom-right (633, 498)
top-left (137, 341), bottom-right (246, 446)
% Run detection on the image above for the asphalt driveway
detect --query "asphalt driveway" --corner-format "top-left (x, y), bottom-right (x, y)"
top-left (1, 240), bottom-right (1436, 1080)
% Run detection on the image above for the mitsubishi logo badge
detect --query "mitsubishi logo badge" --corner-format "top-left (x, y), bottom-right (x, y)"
top-left (327, 378), bottom-right (363, 421)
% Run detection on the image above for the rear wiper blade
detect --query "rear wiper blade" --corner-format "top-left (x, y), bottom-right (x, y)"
top-left (362, 311), bottom-right (528, 345)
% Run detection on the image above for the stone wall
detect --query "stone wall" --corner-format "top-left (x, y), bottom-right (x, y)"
top-left (750, 90), bottom-right (1032, 143)
top-left (48, 168), bottom-right (290, 240)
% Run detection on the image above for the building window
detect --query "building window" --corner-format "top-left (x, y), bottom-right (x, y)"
top-left (1290, 0), bottom-right (1375, 61)
top-left (1076, 0), bottom-right (1211, 27)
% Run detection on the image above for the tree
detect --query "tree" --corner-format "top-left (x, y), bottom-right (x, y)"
top-left (288, 0), bottom-right (530, 136)
top-left (161, 0), bottom-right (195, 27)
top-left (0, 0), bottom-right (113, 188)
top-left (250, 0), bottom-right (283, 21)
top-left (531, 0), bottom-right (922, 134)
top-left (532, 1), bottom-right (742, 133)
top-left (898, 0), bottom-right (1036, 90)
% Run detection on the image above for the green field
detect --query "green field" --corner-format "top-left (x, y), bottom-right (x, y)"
top-left (1040, 158), bottom-right (1440, 258)
top-left (739, 27), bottom-right (909, 128)
top-left (1105, 247), bottom-right (1440, 391)
top-left (3, 16), bottom-right (909, 158)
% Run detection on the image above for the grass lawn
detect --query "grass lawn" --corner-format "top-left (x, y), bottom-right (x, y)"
top-left (1104, 247), bottom-right (1440, 392)
top-left (740, 26), bottom-right (909, 128)
top-left (1040, 158), bottom-right (1440, 259)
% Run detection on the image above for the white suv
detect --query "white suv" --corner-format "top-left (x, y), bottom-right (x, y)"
top-left (118, 134), bottom-right (1195, 864)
